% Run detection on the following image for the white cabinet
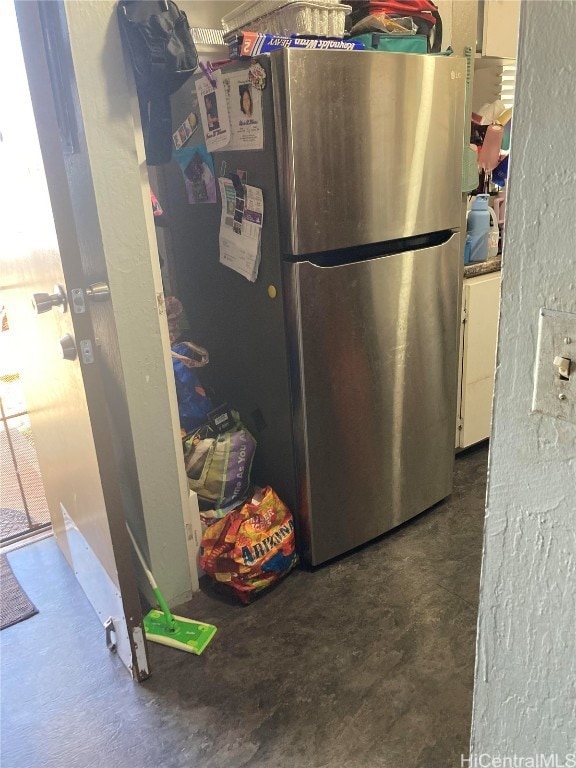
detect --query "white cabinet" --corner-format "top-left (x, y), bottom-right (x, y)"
top-left (481, 0), bottom-right (520, 59)
top-left (456, 271), bottom-right (501, 449)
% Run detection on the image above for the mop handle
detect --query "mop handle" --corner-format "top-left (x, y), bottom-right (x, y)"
top-left (126, 525), bottom-right (175, 629)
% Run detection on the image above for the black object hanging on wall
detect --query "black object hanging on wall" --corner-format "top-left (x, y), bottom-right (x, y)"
top-left (117, 0), bottom-right (198, 165)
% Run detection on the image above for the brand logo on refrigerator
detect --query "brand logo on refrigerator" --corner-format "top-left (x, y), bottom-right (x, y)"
top-left (451, 71), bottom-right (462, 80)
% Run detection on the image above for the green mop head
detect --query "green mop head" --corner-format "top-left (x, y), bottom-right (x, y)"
top-left (126, 524), bottom-right (217, 656)
top-left (143, 609), bottom-right (217, 655)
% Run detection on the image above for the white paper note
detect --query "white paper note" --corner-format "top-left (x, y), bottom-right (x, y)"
top-left (221, 70), bottom-right (264, 152)
top-left (218, 177), bottom-right (264, 282)
top-left (196, 71), bottom-right (231, 152)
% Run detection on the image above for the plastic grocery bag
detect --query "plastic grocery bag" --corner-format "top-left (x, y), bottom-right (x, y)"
top-left (199, 487), bottom-right (298, 603)
top-left (183, 416), bottom-right (256, 514)
top-left (171, 341), bottom-right (213, 433)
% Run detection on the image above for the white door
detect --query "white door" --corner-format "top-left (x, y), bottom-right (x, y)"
top-left (1, 0), bottom-right (196, 678)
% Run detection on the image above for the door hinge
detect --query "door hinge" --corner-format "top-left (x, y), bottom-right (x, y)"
top-left (131, 625), bottom-right (150, 680)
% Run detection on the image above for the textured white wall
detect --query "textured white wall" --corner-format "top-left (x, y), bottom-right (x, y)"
top-left (471, 0), bottom-right (576, 758)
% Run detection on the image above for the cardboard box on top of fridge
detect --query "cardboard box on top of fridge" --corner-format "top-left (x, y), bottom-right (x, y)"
top-left (229, 31), bottom-right (365, 58)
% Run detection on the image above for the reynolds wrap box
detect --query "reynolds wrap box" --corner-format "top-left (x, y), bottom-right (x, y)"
top-left (229, 32), bottom-right (365, 58)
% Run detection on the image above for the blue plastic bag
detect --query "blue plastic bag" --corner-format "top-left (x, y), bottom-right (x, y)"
top-left (171, 342), bottom-right (213, 433)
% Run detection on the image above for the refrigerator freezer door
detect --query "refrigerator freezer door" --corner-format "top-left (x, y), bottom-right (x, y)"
top-left (271, 49), bottom-right (466, 255)
top-left (284, 234), bottom-right (461, 565)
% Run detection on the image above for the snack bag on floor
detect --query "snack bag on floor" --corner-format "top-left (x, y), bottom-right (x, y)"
top-left (199, 487), bottom-right (298, 603)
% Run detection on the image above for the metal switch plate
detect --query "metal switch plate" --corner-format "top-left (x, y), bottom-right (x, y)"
top-left (532, 308), bottom-right (576, 424)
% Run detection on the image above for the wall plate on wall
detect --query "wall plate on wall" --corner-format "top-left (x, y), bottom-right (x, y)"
top-left (532, 308), bottom-right (576, 424)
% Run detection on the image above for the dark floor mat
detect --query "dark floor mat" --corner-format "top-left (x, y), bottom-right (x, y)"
top-left (0, 552), bottom-right (38, 629)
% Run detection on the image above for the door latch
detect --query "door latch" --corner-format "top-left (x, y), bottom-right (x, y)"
top-left (86, 282), bottom-right (110, 302)
top-left (71, 283), bottom-right (110, 313)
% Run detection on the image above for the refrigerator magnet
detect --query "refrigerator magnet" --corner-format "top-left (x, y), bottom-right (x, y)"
top-left (248, 62), bottom-right (266, 90)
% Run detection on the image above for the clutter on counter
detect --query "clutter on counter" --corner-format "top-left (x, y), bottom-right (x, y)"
top-left (466, 97), bottom-right (511, 265)
top-left (465, 194), bottom-right (495, 265)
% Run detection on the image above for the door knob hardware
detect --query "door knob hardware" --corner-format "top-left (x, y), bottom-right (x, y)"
top-left (32, 284), bottom-right (67, 314)
top-left (86, 282), bottom-right (110, 302)
top-left (59, 333), bottom-right (77, 361)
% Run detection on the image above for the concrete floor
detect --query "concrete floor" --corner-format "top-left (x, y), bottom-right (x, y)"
top-left (1, 444), bottom-right (488, 768)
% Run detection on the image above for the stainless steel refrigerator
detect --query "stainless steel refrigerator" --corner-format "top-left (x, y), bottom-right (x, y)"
top-left (164, 49), bottom-right (466, 565)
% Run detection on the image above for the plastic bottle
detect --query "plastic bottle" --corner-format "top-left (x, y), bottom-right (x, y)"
top-left (487, 206), bottom-right (499, 259)
top-left (467, 194), bottom-right (490, 263)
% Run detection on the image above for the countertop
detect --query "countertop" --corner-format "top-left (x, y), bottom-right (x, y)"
top-left (464, 256), bottom-right (502, 278)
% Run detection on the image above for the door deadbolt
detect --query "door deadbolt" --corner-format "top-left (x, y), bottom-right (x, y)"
top-left (32, 284), bottom-right (67, 314)
top-left (59, 334), bottom-right (77, 361)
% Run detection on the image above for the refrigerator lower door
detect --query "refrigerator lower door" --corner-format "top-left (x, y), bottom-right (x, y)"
top-left (284, 233), bottom-right (461, 565)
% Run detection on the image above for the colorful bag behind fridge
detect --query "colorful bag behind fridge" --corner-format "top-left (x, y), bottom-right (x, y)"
top-left (183, 416), bottom-right (256, 514)
top-left (172, 341), bottom-right (213, 433)
top-left (199, 487), bottom-right (298, 603)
